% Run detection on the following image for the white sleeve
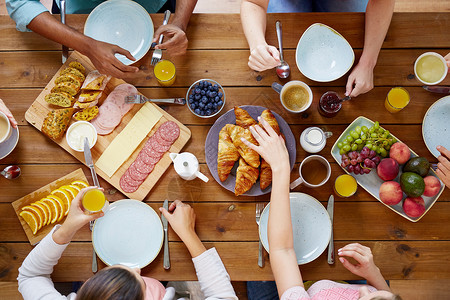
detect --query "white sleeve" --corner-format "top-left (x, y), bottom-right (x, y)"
top-left (192, 248), bottom-right (238, 300)
top-left (17, 225), bottom-right (76, 300)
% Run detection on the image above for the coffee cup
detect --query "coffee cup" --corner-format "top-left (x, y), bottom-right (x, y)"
top-left (290, 155), bottom-right (331, 189)
top-left (272, 81), bottom-right (313, 113)
top-left (0, 111), bottom-right (12, 144)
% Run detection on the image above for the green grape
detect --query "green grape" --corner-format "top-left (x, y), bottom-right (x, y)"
top-left (377, 128), bottom-right (385, 134)
top-left (357, 144), bottom-right (364, 151)
top-left (355, 139), bottom-right (362, 144)
top-left (339, 148), bottom-right (346, 155)
top-left (366, 144), bottom-right (372, 150)
top-left (343, 140), bottom-right (349, 145)
top-left (355, 126), bottom-right (362, 134)
top-left (351, 131), bottom-right (359, 139)
top-left (372, 145), bottom-right (378, 151)
top-left (374, 121), bottom-right (380, 129)
top-left (376, 148), bottom-right (382, 154)
top-left (361, 126), bottom-right (369, 133)
top-left (346, 136), bottom-right (354, 143)
top-left (371, 133), bottom-right (377, 138)
top-left (385, 130), bottom-right (390, 136)
top-left (380, 148), bottom-right (387, 157)
top-left (361, 134), bottom-right (367, 141)
top-left (351, 144), bottom-right (358, 151)
top-left (381, 133), bottom-right (388, 139)
top-left (343, 145), bottom-right (351, 152)
top-left (369, 127), bottom-right (375, 133)
top-left (337, 142), bottom-right (343, 149)
top-left (386, 145), bottom-right (391, 151)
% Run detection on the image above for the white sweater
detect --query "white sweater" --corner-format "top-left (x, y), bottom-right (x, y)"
top-left (18, 226), bottom-right (238, 300)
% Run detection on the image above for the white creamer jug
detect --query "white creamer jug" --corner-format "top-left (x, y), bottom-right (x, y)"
top-left (169, 152), bottom-right (209, 182)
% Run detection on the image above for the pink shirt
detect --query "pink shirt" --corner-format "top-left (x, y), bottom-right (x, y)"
top-left (281, 280), bottom-right (378, 300)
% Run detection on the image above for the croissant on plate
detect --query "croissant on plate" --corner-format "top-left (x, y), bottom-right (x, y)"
top-left (235, 157), bottom-right (259, 196)
top-left (226, 124), bottom-right (260, 168)
top-left (234, 106), bottom-right (257, 129)
top-left (259, 109), bottom-right (281, 135)
top-left (217, 124), bottom-right (240, 182)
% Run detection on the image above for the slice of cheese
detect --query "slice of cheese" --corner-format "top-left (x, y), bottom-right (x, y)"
top-left (95, 102), bottom-right (163, 177)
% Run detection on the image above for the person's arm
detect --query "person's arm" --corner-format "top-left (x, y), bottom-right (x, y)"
top-left (242, 118), bottom-right (303, 297)
top-left (338, 243), bottom-right (391, 291)
top-left (436, 146), bottom-right (450, 189)
top-left (0, 98), bottom-right (18, 128)
top-left (346, 0), bottom-right (395, 97)
top-left (240, 0), bottom-right (280, 71)
top-left (445, 53), bottom-right (450, 72)
top-left (18, 187), bottom-right (103, 300)
top-left (160, 200), bottom-right (237, 300)
top-left (153, 0), bottom-right (198, 56)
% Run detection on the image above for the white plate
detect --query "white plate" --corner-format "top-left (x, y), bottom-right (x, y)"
top-left (422, 96), bottom-right (450, 158)
top-left (93, 199), bottom-right (163, 268)
top-left (296, 23), bottom-right (354, 82)
top-left (84, 0), bottom-right (154, 65)
top-left (0, 126), bottom-right (19, 160)
top-left (331, 116), bottom-right (445, 222)
top-left (259, 193), bottom-right (331, 265)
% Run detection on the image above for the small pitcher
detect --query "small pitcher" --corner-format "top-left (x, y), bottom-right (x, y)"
top-left (169, 152), bottom-right (209, 182)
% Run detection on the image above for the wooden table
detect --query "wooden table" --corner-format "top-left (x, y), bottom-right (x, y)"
top-left (1, 13), bottom-right (450, 298)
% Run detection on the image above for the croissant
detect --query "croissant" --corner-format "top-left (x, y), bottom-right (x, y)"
top-left (259, 109), bottom-right (282, 189)
top-left (218, 124), bottom-right (240, 182)
top-left (234, 106), bottom-right (257, 129)
top-left (259, 109), bottom-right (281, 135)
top-left (227, 124), bottom-right (260, 168)
top-left (235, 158), bottom-right (259, 196)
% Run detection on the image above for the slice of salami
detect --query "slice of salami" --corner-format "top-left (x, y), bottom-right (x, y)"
top-left (143, 144), bottom-right (164, 160)
top-left (148, 136), bottom-right (170, 153)
top-left (158, 121), bottom-right (180, 143)
top-left (154, 130), bottom-right (173, 147)
top-left (120, 175), bottom-right (139, 193)
top-left (122, 171), bottom-right (144, 187)
top-left (98, 102), bottom-right (122, 128)
top-left (135, 159), bottom-right (155, 174)
top-left (128, 162), bottom-right (149, 181)
top-left (138, 150), bottom-right (161, 165)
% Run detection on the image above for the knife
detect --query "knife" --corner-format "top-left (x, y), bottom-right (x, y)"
top-left (84, 137), bottom-right (100, 187)
top-left (327, 195), bottom-right (334, 265)
top-left (161, 199), bottom-right (170, 269)
top-left (60, 0), bottom-right (69, 64)
top-left (423, 85), bottom-right (450, 94)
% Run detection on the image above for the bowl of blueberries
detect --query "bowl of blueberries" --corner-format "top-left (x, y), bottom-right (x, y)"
top-left (186, 79), bottom-right (226, 118)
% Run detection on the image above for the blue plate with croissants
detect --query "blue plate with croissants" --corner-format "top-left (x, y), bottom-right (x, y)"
top-left (205, 106), bottom-right (296, 196)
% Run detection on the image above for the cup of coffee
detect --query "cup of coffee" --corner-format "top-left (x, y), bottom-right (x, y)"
top-left (414, 52), bottom-right (448, 85)
top-left (0, 111), bottom-right (12, 144)
top-left (290, 155), bottom-right (331, 189)
top-left (272, 81), bottom-right (313, 113)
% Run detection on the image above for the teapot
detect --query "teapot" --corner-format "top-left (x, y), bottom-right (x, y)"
top-left (169, 152), bottom-right (209, 182)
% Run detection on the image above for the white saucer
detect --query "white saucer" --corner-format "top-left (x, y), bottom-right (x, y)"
top-left (0, 126), bottom-right (19, 160)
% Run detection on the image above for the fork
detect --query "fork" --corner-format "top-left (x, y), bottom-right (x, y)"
top-left (89, 220), bottom-right (97, 273)
top-left (125, 94), bottom-right (186, 105)
top-left (256, 202), bottom-right (265, 268)
top-left (151, 10), bottom-right (171, 66)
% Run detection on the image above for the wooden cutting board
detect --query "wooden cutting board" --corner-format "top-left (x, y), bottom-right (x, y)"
top-left (12, 168), bottom-right (88, 245)
top-left (25, 52), bottom-right (191, 201)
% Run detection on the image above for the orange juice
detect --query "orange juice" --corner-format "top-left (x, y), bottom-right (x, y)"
top-left (385, 87), bottom-right (410, 113)
top-left (154, 60), bottom-right (176, 86)
top-left (334, 174), bottom-right (357, 197)
top-left (82, 189), bottom-right (106, 213)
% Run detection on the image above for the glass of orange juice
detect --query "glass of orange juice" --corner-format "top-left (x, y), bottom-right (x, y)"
top-left (385, 87), bottom-right (410, 113)
top-left (153, 60), bottom-right (176, 86)
top-left (334, 174), bottom-right (357, 198)
top-left (82, 189), bottom-right (108, 214)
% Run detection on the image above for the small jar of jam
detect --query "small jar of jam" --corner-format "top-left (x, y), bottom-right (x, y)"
top-left (318, 91), bottom-right (342, 118)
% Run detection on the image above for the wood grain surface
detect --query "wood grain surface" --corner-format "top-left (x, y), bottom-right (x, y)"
top-left (1, 13), bottom-right (450, 296)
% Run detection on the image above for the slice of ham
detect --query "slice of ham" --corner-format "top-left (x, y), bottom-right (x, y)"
top-left (104, 89), bottom-right (135, 116)
top-left (97, 102), bottom-right (122, 128)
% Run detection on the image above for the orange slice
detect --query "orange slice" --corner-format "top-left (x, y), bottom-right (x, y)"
top-left (37, 200), bottom-right (53, 225)
top-left (22, 205), bottom-right (43, 230)
top-left (30, 202), bottom-right (49, 227)
top-left (71, 180), bottom-right (88, 189)
top-left (60, 185), bottom-right (79, 199)
top-left (40, 198), bottom-right (60, 224)
top-left (19, 210), bottom-right (39, 235)
top-left (68, 184), bottom-right (81, 192)
top-left (47, 194), bottom-right (68, 220)
top-left (51, 188), bottom-right (73, 203)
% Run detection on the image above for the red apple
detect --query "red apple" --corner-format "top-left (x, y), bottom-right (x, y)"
top-left (389, 142), bottom-right (411, 165)
top-left (379, 181), bottom-right (403, 205)
top-left (402, 196), bottom-right (426, 218)
top-left (377, 158), bottom-right (399, 181)
top-left (423, 176), bottom-right (441, 197)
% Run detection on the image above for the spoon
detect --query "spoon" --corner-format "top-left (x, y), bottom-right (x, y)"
top-left (275, 21), bottom-right (290, 79)
top-left (339, 95), bottom-right (351, 103)
top-left (1, 165), bottom-right (21, 179)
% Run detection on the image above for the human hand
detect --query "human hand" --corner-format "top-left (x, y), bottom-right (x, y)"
top-left (345, 62), bottom-right (374, 97)
top-left (248, 44), bottom-right (281, 72)
top-left (153, 24), bottom-right (188, 56)
top-left (0, 99), bottom-right (18, 128)
top-left (338, 243), bottom-right (381, 281)
top-left (241, 117), bottom-right (289, 172)
top-left (160, 200), bottom-right (196, 241)
top-left (436, 145), bottom-right (450, 188)
top-left (445, 53), bottom-right (450, 73)
top-left (85, 39), bottom-right (139, 79)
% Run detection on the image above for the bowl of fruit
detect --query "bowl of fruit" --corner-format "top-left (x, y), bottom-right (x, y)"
top-left (186, 79), bottom-right (226, 118)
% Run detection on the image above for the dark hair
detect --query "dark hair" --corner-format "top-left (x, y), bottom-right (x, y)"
top-left (77, 266), bottom-right (144, 300)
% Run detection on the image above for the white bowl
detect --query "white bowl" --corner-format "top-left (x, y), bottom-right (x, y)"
top-left (66, 121), bottom-right (98, 152)
top-left (296, 23), bottom-right (355, 82)
top-left (414, 52), bottom-right (448, 85)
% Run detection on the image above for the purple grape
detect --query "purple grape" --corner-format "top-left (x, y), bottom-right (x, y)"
top-left (360, 152), bottom-right (368, 159)
top-left (363, 168), bottom-right (371, 174)
top-left (342, 154), bottom-right (349, 160)
top-left (343, 158), bottom-right (350, 167)
top-left (362, 146), bottom-right (370, 152)
top-left (372, 156), bottom-right (381, 165)
top-left (364, 158), bottom-right (376, 169)
top-left (348, 165), bottom-right (355, 173)
top-left (350, 159), bottom-right (357, 165)
top-left (369, 150), bottom-right (376, 159)
top-left (356, 156), bottom-right (363, 163)
top-left (359, 168), bottom-right (365, 175)
top-left (354, 164), bottom-right (361, 174)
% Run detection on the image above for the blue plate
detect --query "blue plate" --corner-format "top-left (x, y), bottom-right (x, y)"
top-left (93, 199), bottom-right (163, 268)
top-left (84, 0), bottom-right (154, 65)
top-left (296, 23), bottom-right (354, 82)
top-left (422, 96), bottom-right (450, 158)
